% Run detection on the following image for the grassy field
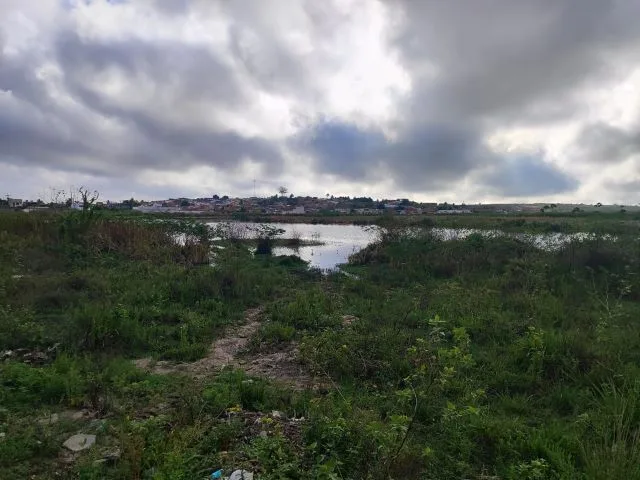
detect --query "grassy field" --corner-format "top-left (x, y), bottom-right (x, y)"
top-left (1, 210), bottom-right (639, 479)
top-left (109, 208), bottom-right (640, 234)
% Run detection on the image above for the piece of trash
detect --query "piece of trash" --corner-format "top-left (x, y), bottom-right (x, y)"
top-left (229, 470), bottom-right (254, 480)
top-left (210, 469), bottom-right (223, 479)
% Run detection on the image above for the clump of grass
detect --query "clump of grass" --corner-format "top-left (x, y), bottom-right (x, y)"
top-left (581, 382), bottom-right (640, 480)
top-left (249, 322), bottom-right (296, 351)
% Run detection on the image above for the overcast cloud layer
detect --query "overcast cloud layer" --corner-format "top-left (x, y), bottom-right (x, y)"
top-left (1, 0), bottom-right (640, 203)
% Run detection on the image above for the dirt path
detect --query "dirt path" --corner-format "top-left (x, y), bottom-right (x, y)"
top-left (189, 307), bottom-right (263, 375)
top-left (133, 308), bottom-right (319, 389)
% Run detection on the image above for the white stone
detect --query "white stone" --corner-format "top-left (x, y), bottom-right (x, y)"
top-left (228, 470), bottom-right (254, 480)
top-left (63, 434), bottom-right (96, 452)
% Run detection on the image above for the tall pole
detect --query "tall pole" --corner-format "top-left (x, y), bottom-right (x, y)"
top-left (253, 179), bottom-right (256, 197)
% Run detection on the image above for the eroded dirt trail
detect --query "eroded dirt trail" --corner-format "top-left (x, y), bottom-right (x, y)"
top-left (189, 307), bottom-right (263, 375)
top-left (133, 307), bottom-right (319, 389)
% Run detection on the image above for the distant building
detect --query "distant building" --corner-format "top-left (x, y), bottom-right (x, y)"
top-left (133, 203), bottom-right (173, 213)
top-left (421, 203), bottom-right (438, 213)
top-left (7, 198), bottom-right (23, 208)
top-left (354, 208), bottom-right (379, 215)
top-left (436, 209), bottom-right (473, 215)
top-left (23, 206), bottom-right (50, 213)
top-left (285, 206), bottom-right (306, 215)
top-left (405, 207), bottom-right (423, 215)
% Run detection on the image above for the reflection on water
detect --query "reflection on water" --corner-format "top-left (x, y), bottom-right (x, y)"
top-left (430, 228), bottom-right (615, 250)
top-left (207, 222), bottom-right (615, 271)
top-left (207, 222), bottom-right (376, 270)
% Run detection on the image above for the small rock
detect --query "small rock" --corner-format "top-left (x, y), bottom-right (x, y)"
top-left (69, 410), bottom-right (91, 421)
top-left (23, 351), bottom-right (48, 365)
top-left (38, 413), bottom-right (59, 426)
top-left (59, 450), bottom-right (77, 465)
top-left (259, 430), bottom-right (268, 438)
top-left (63, 434), bottom-right (96, 452)
top-left (228, 470), bottom-right (254, 480)
top-left (102, 448), bottom-right (121, 463)
top-left (271, 410), bottom-right (284, 419)
top-left (342, 315), bottom-right (359, 326)
top-left (133, 358), bottom-right (152, 370)
top-left (238, 360), bottom-right (247, 365)
top-left (1, 350), bottom-right (14, 360)
top-left (0, 432), bottom-right (5, 441)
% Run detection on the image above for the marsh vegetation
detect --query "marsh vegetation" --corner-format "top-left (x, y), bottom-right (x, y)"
top-left (1, 210), bottom-right (639, 479)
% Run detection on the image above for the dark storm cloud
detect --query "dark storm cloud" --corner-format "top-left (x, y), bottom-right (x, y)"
top-left (56, 32), bottom-right (246, 111)
top-left (294, 118), bottom-right (580, 195)
top-left (3, 0), bottom-right (640, 199)
top-left (479, 155), bottom-right (578, 197)
top-left (292, 120), bottom-right (486, 188)
top-left (606, 179), bottom-right (640, 193)
top-left (221, 0), bottom-right (355, 100)
top-left (0, 48), bottom-right (108, 172)
top-left (1, 27), bottom-right (284, 177)
top-left (150, 0), bottom-right (190, 15)
top-left (385, 125), bottom-right (488, 190)
top-left (295, 0), bottom-right (639, 195)
top-left (228, 24), bottom-right (310, 95)
top-left (573, 122), bottom-right (640, 164)
top-left (54, 31), bottom-right (285, 173)
top-left (0, 48), bottom-right (53, 112)
top-left (388, 0), bottom-right (640, 123)
top-left (293, 120), bottom-right (388, 180)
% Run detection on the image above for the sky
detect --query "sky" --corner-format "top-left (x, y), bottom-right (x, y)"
top-left (1, 0), bottom-right (640, 204)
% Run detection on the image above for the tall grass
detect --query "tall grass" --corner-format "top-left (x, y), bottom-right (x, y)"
top-left (2, 211), bottom-right (640, 478)
top-left (581, 382), bottom-right (640, 479)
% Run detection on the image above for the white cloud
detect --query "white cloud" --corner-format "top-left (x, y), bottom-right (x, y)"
top-left (1, 0), bottom-right (640, 203)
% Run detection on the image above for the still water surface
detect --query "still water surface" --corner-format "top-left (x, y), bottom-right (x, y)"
top-left (207, 222), bottom-right (611, 271)
top-left (207, 222), bottom-right (376, 270)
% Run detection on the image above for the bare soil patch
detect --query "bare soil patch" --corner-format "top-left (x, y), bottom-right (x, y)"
top-left (133, 308), bottom-right (319, 389)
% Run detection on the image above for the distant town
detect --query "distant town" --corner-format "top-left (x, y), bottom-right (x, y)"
top-left (2, 191), bottom-right (637, 216)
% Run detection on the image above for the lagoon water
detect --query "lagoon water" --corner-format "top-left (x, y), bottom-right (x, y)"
top-left (207, 221), bottom-right (612, 271)
top-left (207, 222), bottom-right (376, 270)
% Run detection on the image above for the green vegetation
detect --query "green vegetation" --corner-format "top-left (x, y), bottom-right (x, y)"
top-left (99, 207), bottom-right (640, 235)
top-left (1, 210), bottom-right (639, 479)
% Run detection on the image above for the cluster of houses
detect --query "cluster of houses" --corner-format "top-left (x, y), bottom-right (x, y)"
top-left (129, 196), bottom-right (443, 216)
top-left (4, 194), bottom-right (563, 216)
